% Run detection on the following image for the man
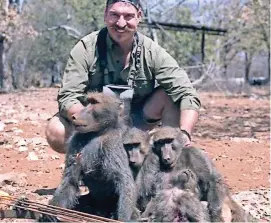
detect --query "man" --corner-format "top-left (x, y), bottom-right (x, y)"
top-left (45, 0), bottom-right (201, 154)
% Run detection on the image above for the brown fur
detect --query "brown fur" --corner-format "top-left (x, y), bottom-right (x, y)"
top-left (141, 169), bottom-right (210, 222)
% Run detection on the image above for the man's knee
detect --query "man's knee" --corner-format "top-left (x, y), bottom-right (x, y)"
top-left (45, 115), bottom-right (71, 154)
top-left (143, 88), bottom-right (179, 120)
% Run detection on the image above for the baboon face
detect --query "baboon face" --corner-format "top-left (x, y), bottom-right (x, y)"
top-left (123, 128), bottom-right (150, 169)
top-left (124, 143), bottom-right (147, 168)
top-left (71, 93), bottom-right (122, 133)
top-left (153, 138), bottom-right (181, 168)
top-left (152, 127), bottom-right (184, 168)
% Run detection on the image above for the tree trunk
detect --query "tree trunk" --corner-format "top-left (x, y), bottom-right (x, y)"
top-left (244, 52), bottom-right (251, 83)
top-left (0, 34), bottom-right (12, 92)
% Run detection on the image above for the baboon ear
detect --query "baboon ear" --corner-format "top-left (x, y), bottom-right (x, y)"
top-left (147, 129), bottom-right (156, 146)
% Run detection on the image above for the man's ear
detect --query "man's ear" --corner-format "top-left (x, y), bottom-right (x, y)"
top-left (137, 9), bottom-right (143, 22)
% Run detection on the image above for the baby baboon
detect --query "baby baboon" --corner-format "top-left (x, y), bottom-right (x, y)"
top-left (151, 127), bottom-right (252, 222)
top-left (123, 127), bottom-right (150, 178)
top-left (141, 169), bottom-right (210, 222)
top-left (48, 92), bottom-right (136, 221)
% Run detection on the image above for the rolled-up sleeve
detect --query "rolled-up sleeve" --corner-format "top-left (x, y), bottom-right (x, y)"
top-left (152, 45), bottom-right (201, 111)
top-left (57, 40), bottom-right (91, 117)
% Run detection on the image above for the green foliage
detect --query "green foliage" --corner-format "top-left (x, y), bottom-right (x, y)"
top-left (2, 0), bottom-right (269, 90)
top-left (22, 0), bottom-right (106, 86)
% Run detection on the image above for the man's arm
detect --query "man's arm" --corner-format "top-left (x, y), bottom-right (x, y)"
top-left (57, 39), bottom-right (92, 120)
top-left (180, 109), bottom-right (199, 146)
top-left (151, 42), bottom-right (201, 143)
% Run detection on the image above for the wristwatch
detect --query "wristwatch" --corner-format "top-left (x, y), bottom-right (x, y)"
top-left (180, 129), bottom-right (191, 141)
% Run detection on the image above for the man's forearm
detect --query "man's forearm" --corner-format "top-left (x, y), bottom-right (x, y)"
top-left (179, 109), bottom-right (199, 135)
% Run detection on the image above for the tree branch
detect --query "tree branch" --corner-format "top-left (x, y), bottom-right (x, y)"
top-left (46, 25), bottom-right (82, 39)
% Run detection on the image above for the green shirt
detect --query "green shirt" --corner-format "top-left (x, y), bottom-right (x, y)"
top-left (58, 30), bottom-right (201, 118)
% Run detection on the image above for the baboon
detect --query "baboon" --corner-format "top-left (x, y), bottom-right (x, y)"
top-left (151, 127), bottom-right (253, 222)
top-left (47, 92), bottom-right (136, 221)
top-left (141, 169), bottom-right (210, 222)
top-left (122, 127), bottom-right (150, 178)
top-left (135, 127), bottom-right (186, 213)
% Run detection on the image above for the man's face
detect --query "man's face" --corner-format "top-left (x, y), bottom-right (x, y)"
top-left (104, 2), bottom-right (142, 44)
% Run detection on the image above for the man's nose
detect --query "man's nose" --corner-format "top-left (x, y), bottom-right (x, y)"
top-left (116, 16), bottom-right (127, 28)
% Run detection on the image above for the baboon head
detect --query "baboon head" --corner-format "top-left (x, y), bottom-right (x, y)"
top-left (170, 168), bottom-right (200, 196)
top-left (123, 128), bottom-right (150, 169)
top-left (71, 92), bottom-right (122, 133)
top-left (151, 127), bottom-right (185, 168)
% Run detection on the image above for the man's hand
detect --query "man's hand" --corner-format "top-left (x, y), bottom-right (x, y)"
top-left (67, 103), bottom-right (85, 121)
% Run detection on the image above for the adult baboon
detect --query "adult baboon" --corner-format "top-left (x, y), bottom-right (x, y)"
top-left (141, 168), bottom-right (210, 222)
top-left (47, 92), bottom-right (136, 221)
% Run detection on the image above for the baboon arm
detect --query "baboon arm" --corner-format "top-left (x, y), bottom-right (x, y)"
top-left (141, 197), bottom-right (155, 219)
top-left (206, 177), bottom-right (226, 222)
top-left (115, 172), bottom-right (136, 221)
top-left (50, 158), bottom-right (82, 209)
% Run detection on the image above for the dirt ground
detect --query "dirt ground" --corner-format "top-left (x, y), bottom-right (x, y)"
top-left (0, 87), bottom-right (270, 220)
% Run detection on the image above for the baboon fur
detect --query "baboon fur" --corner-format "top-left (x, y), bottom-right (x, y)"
top-left (141, 168), bottom-right (210, 222)
top-left (123, 127), bottom-right (150, 178)
top-left (150, 126), bottom-right (254, 222)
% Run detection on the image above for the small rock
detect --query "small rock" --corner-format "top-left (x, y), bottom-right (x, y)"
top-left (57, 163), bottom-right (65, 170)
top-left (31, 137), bottom-right (47, 146)
top-left (244, 121), bottom-right (257, 127)
top-left (3, 119), bottom-right (18, 124)
top-left (17, 146), bottom-right (28, 152)
top-left (27, 152), bottom-right (39, 161)
top-left (3, 144), bottom-right (12, 150)
top-left (16, 139), bottom-right (27, 147)
top-left (230, 137), bottom-right (259, 143)
top-left (51, 155), bottom-right (60, 160)
top-left (33, 147), bottom-right (40, 151)
top-left (212, 115), bottom-right (224, 120)
top-left (0, 122), bottom-right (6, 131)
top-left (0, 172), bottom-right (27, 187)
top-left (13, 129), bottom-right (23, 134)
top-left (39, 153), bottom-right (49, 160)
